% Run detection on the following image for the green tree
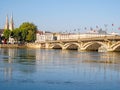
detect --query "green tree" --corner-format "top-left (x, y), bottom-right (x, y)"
top-left (19, 22), bottom-right (37, 42)
top-left (12, 28), bottom-right (21, 43)
top-left (3, 29), bottom-right (11, 40)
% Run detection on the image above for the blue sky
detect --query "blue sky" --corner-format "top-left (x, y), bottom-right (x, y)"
top-left (0, 0), bottom-right (120, 33)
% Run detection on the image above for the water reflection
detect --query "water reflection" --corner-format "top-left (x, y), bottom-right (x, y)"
top-left (0, 48), bottom-right (120, 90)
top-left (4, 67), bottom-right (12, 81)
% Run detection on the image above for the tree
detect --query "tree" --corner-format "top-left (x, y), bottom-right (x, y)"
top-left (12, 28), bottom-right (21, 42)
top-left (3, 29), bottom-right (11, 40)
top-left (19, 22), bottom-right (37, 42)
top-left (26, 30), bottom-right (34, 42)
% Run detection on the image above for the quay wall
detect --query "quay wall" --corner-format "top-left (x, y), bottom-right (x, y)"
top-left (26, 43), bottom-right (41, 48)
top-left (0, 44), bottom-right (26, 48)
top-left (0, 43), bottom-right (41, 48)
top-left (0, 44), bottom-right (19, 48)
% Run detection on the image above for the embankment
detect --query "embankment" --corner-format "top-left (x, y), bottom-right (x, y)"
top-left (0, 43), bottom-right (41, 48)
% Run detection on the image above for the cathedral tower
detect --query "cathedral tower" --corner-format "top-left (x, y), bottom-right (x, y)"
top-left (9, 14), bottom-right (14, 30)
top-left (4, 15), bottom-right (9, 30)
top-left (4, 14), bottom-right (15, 44)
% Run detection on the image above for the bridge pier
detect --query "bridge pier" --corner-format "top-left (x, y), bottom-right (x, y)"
top-left (107, 49), bottom-right (114, 52)
top-left (78, 47), bottom-right (88, 52)
top-left (45, 43), bottom-right (51, 49)
top-left (62, 47), bottom-right (66, 50)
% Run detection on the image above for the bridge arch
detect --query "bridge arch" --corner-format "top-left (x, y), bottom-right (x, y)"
top-left (82, 41), bottom-right (107, 51)
top-left (50, 43), bottom-right (63, 49)
top-left (111, 41), bottom-right (120, 51)
top-left (64, 43), bottom-right (81, 50)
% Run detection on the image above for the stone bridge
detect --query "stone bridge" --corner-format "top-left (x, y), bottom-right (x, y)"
top-left (36, 35), bottom-right (120, 52)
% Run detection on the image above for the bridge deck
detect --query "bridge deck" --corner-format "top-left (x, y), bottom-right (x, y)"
top-left (40, 36), bottom-right (120, 43)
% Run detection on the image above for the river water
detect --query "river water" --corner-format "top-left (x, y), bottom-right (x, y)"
top-left (0, 48), bottom-right (120, 90)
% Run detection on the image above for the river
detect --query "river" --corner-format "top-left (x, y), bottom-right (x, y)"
top-left (0, 48), bottom-right (120, 90)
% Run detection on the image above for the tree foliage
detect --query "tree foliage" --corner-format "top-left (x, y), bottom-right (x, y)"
top-left (19, 22), bottom-right (37, 42)
top-left (3, 29), bottom-right (11, 40)
top-left (11, 28), bottom-right (21, 42)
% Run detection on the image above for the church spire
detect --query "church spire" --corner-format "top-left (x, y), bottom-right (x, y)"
top-left (4, 15), bottom-right (9, 30)
top-left (9, 14), bottom-right (14, 30)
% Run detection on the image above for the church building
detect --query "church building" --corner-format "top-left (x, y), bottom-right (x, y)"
top-left (4, 14), bottom-right (15, 44)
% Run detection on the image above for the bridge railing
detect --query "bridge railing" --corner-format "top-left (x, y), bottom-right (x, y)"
top-left (36, 33), bottom-right (120, 43)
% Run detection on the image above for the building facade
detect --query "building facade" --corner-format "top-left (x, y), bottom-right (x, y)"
top-left (35, 31), bottom-right (54, 43)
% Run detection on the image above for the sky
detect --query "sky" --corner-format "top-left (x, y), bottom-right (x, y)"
top-left (0, 0), bottom-right (120, 33)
